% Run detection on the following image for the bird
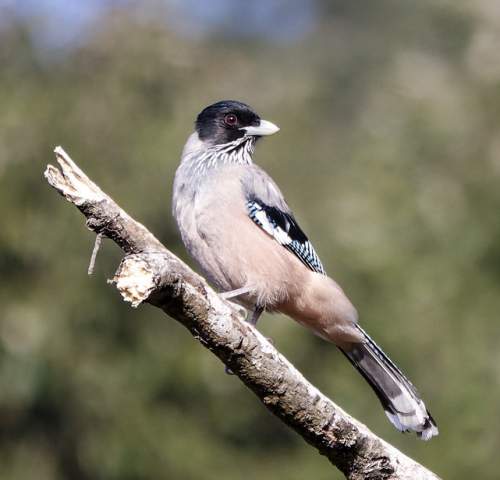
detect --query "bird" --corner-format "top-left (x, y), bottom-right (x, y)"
top-left (172, 100), bottom-right (438, 440)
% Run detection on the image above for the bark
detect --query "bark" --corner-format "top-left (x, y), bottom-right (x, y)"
top-left (44, 146), bottom-right (440, 480)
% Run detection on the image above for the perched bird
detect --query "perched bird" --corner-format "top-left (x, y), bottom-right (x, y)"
top-left (172, 100), bottom-right (438, 440)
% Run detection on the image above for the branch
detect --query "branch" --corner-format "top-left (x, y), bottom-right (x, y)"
top-left (44, 147), bottom-right (440, 480)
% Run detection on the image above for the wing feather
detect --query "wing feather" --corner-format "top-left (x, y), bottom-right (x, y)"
top-left (247, 198), bottom-right (326, 275)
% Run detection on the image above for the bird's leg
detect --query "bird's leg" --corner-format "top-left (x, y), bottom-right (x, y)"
top-left (219, 287), bottom-right (250, 320)
top-left (220, 286), bottom-right (254, 300)
top-left (246, 305), bottom-right (274, 345)
top-left (248, 305), bottom-right (274, 346)
top-left (247, 305), bottom-right (263, 327)
top-left (220, 286), bottom-right (256, 319)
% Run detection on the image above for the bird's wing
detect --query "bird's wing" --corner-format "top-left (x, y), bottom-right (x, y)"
top-left (241, 166), bottom-right (326, 275)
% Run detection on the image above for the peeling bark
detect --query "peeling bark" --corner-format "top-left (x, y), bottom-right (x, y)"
top-left (44, 147), bottom-right (440, 480)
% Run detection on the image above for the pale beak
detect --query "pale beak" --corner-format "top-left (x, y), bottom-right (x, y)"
top-left (241, 119), bottom-right (280, 137)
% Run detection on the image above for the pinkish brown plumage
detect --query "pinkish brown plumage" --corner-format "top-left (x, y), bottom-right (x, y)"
top-left (172, 100), bottom-right (438, 440)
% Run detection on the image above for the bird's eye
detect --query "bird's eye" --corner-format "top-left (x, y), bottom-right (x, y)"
top-left (224, 114), bottom-right (238, 126)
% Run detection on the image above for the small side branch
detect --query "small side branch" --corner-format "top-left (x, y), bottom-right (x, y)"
top-left (88, 233), bottom-right (103, 275)
top-left (44, 147), bottom-right (440, 480)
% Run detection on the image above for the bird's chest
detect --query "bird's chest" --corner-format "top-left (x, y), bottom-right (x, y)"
top-left (175, 168), bottom-right (246, 259)
top-left (193, 172), bottom-right (246, 241)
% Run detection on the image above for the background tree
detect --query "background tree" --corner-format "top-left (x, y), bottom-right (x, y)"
top-left (1, 1), bottom-right (499, 479)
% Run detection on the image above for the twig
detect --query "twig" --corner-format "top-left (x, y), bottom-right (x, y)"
top-left (87, 233), bottom-right (103, 275)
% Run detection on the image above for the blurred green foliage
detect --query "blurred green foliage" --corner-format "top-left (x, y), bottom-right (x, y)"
top-left (1, 1), bottom-right (500, 478)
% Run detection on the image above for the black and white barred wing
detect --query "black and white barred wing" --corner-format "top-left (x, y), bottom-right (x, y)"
top-left (246, 198), bottom-right (326, 275)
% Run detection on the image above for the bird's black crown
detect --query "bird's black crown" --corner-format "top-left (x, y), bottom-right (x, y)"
top-left (195, 100), bottom-right (261, 145)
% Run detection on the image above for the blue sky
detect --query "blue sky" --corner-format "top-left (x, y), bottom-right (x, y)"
top-left (1, 0), bottom-right (317, 51)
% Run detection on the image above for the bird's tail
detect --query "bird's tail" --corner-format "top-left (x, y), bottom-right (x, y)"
top-left (341, 325), bottom-right (438, 440)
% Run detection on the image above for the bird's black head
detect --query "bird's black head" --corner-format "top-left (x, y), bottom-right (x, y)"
top-left (195, 100), bottom-right (279, 145)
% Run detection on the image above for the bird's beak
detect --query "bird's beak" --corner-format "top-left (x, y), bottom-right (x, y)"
top-left (241, 119), bottom-right (280, 137)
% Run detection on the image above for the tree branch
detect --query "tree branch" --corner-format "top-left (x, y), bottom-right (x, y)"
top-left (44, 146), bottom-right (440, 480)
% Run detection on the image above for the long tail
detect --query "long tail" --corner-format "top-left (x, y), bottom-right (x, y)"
top-left (341, 325), bottom-right (438, 440)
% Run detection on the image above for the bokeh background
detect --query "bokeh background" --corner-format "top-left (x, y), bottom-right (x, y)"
top-left (1, 1), bottom-right (499, 478)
